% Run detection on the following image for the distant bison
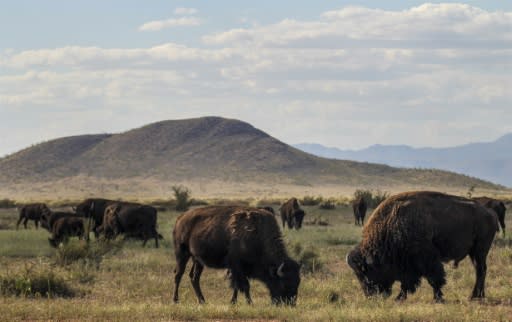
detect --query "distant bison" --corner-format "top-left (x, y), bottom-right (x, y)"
top-left (48, 216), bottom-right (85, 248)
top-left (16, 203), bottom-right (50, 229)
top-left (74, 198), bottom-right (117, 238)
top-left (279, 198), bottom-right (306, 230)
top-left (347, 191), bottom-right (497, 302)
top-left (97, 203), bottom-right (160, 248)
top-left (172, 206), bottom-right (301, 305)
top-left (352, 197), bottom-right (367, 226)
top-left (473, 196), bottom-right (506, 237)
top-left (40, 211), bottom-right (81, 232)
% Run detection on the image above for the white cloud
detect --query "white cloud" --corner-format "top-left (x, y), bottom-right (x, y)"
top-left (139, 17), bottom-right (201, 31)
top-left (174, 7), bottom-right (198, 15)
top-left (1, 3), bottom-right (512, 155)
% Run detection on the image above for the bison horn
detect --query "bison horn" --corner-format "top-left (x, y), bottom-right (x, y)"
top-left (277, 262), bottom-right (285, 277)
top-left (71, 206), bottom-right (76, 211)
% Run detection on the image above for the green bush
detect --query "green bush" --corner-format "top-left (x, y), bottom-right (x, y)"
top-left (353, 189), bottom-right (389, 209)
top-left (319, 199), bottom-right (336, 210)
top-left (290, 242), bottom-right (323, 274)
top-left (54, 240), bottom-right (122, 268)
top-left (0, 198), bottom-right (16, 208)
top-left (0, 265), bottom-right (75, 298)
top-left (301, 195), bottom-right (323, 206)
top-left (172, 185), bottom-right (192, 211)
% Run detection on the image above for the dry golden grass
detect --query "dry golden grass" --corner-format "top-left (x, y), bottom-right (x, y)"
top-left (0, 205), bottom-right (511, 321)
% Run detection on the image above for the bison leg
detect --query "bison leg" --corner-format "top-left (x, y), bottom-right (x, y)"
top-left (189, 260), bottom-right (205, 304)
top-left (173, 247), bottom-right (190, 303)
top-left (35, 220), bottom-right (39, 229)
top-left (16, 216), bottom-right (23, 230)
top-left (396, 273), bottom-right (422, 302)
top-left (470, 254), bottom-right (487, 299)
top-left (229, 263), bottom-right (252, 304)
top-left (153, 228), bottom-right (159, 248)
top-left (425, 261), bottom-right (446, 303)
top-left (23, 217), bottom-right (29, 229)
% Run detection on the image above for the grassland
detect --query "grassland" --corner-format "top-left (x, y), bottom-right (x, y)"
top-left (1, 205), bottom-right (511, 321)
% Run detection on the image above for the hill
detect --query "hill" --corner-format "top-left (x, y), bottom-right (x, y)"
top-left (295, 134), bottom-right (512, 187)
top-left (0, 117), bottom-right (505, 200)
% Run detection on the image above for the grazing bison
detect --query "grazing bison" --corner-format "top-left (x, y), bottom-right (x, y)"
top-left (48, 216), bottom-right (85, 248)
top-left (40, 211), bottom-right (81, 232)
top-left (16, 203), bottom-right (50, 229)
top-left (74, 198), bottom-right (117, 238)
top-left (352, 197), bottom-right (367, 226)
top-left (473, 196), bottom-right (506, 237)
top-left (347, 191), bottom-right (497, 302)
top-left (97, 203), bottom-right (160, 248)
top-left (279, 198), bottom-right (306, 230)
top-left (172, 206), bottom-right (301, 305)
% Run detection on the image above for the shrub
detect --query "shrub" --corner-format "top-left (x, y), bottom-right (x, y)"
top-left (54, 240), bottom-right (122, 268)
top-left (301, 195), bottom-right (323, 206)
top-left (290, 242), bottom-right (323, 274)
top-left (0, 265), bottom-right (75, 298)
top-left (172, 185), bottom-right (192, 211)
top-left (0, 198), bottom-right (16, 208)
top-left (353, 189), bottom-right (389, 209)
top-left (319, 199), bottom-right (336, 210)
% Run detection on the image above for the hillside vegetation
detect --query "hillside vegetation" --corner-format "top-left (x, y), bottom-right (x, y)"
top-left (0, 117), bottom-right (505, 200)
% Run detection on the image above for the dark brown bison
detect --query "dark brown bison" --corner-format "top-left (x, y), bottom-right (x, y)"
top-left (172, 206), bottom-right (301, 305)
top-left (279, 198), bottom-right (306, 230)
top-left (74, 198), bottom-right (117, 238)
top-left (347, 191), bottom-right (497, 302)
top-left (473, 196), bottom-right (506, 237)
top-left (48, 216), bottom-right (85, 248)
top-left (258, 206), bottom-right (275, 215)
top-left (96, 203), bottom-right (160, 248)
top-left (40, 211), bottom-right (82, 232)
top-left (352, 197), bottom-right (367, 226)
top-left (16, 203), bottom-right (50, 229)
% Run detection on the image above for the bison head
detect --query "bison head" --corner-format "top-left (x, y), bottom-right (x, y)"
top-left (293, 209), bottom-right (305, 229)
top-left (346, 246), bottom-right (393, 298)
top-left (267, 259), bottom-right (301, 305)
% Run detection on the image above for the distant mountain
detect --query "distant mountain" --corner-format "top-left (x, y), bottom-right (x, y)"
top-left (0, 117), bottom-right (504, 199)
top-left (295, 134), bottom-right (512, 187)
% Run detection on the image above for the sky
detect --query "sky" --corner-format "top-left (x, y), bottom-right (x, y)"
top-left (1, 1), bottom-right (511, 156)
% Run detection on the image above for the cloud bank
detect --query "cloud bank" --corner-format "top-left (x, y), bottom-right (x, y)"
top-left (1, 3), bottom-right (511, 155)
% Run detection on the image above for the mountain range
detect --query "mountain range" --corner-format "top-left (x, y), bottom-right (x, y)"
top-left (0, 117), bottom-right (504, 200)
top-left (294, 134), bottom-right (512, 187)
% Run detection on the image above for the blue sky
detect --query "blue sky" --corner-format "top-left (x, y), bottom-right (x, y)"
top-left (1, 1), bottom-right (511, 156)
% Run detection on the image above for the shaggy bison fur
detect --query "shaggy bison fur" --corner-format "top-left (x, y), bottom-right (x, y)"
top-left (172, 206), bottom-right (301, 305)
top-left (347, 191), bottom-right (497, 302)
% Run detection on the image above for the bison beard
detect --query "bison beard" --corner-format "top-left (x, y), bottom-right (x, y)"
top-left (347, 191), bottom-right (497, 302)
top-left (172, 206), bottom-right (301, 305)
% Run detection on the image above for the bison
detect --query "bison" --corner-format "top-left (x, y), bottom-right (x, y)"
top-left (172, 206), bottom-right (301, 305)
top-left (352, 197), bottom-right (367, 226)
top-left (279, 198), bottom-right (306, 230)
top-left (40, 210), bottom-right (81, 232)
top-left (74, 198), bottom-right (117, 238)
top-left (48, 216), bottom-right (85, 248)
top-left (473, 196), bottom-right (506, 237)
top-left (347, 191), bottom-right (497, 302)
top-left (258, 206), bottom-right (275, 215)
top-left (16, 203), bottom-right (50, 229)
top-left (96, 203), bottom-right (160, 248)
